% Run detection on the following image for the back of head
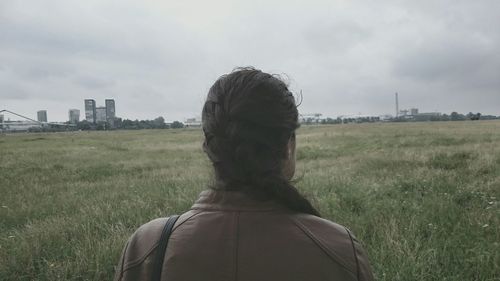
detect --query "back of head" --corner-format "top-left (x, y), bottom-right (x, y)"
top-left (202, 67), bottom-right (320, 216)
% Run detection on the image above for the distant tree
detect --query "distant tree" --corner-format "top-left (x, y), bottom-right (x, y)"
top-left (450, 112), bottom-right (465, 121)
top-left (121, 119), bottom-right (138, 129)
top-left (114, 117), bottom-right (123, 129)
top-left (96, 122), bottom-right (107, 130)
top-left (465, 112), bottom-right (481, 120)
top-left (138, 120), bottom-right (151, 129)
top-left (77, 120), bottom-right (92, 130)
top-left (440, 114), bottom-right (450, 121)
top-left (393, 116), bottom-right (407, 122)
top-left (153, 116), bottom-right (166, 129)
top-left (320, 118), bottom-right (333, 124)
top-left (321, 117), bottom-right (340, 124)
top-left (479, 114), bottom-right (498, 120)
top-left (171, 121), bottom-right (184, 129)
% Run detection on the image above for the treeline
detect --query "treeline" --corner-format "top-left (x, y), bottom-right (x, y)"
top-left (395, 112), bottom-right (499, 122)
top-left (319, 116), bottom-right (380, 124)
top-left (307, 112), bottom-right (499, 125)
top-left (25, 111), bottom-right (500, 133)
top-left (75, 117), bottom-right (186, 130)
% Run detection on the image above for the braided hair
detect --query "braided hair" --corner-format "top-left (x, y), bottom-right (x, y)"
top-left (202, 67), bottom-right (320, 217)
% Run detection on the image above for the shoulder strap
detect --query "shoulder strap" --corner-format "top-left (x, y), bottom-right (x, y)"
top-left (151, 215), bottom-right (180, 281)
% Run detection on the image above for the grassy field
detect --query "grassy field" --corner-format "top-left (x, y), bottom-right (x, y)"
top-left (1, 121), bottom-right (499, 280)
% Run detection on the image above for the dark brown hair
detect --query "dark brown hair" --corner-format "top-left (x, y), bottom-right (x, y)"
top-left (202, 67), bottom-right (320, 216)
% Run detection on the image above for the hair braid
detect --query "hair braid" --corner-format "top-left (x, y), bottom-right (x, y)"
top-left (202, 67), bottom-right (321, 217)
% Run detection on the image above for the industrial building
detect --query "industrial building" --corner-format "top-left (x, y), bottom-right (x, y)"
top-left (85, 99), bottom-right (96, 123)
top-left (0, 110), bottom-right (46, 132)
top-left (69, 109), bottom-right (80, 124)
top-left (394, 93), bottom-right (442, 120)
top-left (37, 110), bottom-right (47, 122)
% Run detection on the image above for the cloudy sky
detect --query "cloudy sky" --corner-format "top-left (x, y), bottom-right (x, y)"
top-left (1, 0), bottom-right (499, 122)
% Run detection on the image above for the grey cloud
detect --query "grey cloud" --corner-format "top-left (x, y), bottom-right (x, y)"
top-left (393, 41), bottom-right (500, 88)
top-left (1, 0), bottom-right (499, 121)
top-left (303, 20), bottom-right (371, 54)
top-left (0, 83), bottom-right (30, 100)
top-left (73, 75), bottom-right (115, 90)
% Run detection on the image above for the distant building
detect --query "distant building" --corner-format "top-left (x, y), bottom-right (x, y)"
top-left (85, 99), bottom-right (96, 123)
top-left (379, 114), bottom-right (393, 121)
top-left (300, 113), bottom-right (323, 123)
top-left (69, 109), bottom-right (80, 124)
top-left (399, 109), bottom-right (409, 116)
top-left (105, 99), bottom-right (116, 128)
top-left (184, 117), bottom-right (202, 127)
top-left (410, 108), bottom-right (419, 116)
top-left (37, 110), bottom-right (47, 122)
top-left (96, 107), bottom-right (107, 123)
top-left (418, 112), bottom-right (441, 117)
top-left (0, 121), bottom-right (41, 131)
top-left (414, 112), bottom-right (442, 121)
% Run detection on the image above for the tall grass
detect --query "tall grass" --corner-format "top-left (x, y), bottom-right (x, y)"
top-left (1, 121), bottom-right (499, 280)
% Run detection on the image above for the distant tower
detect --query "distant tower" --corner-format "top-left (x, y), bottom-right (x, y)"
top-left (395, 92), bottom-right (399, 117)
top-left (84, 99), bottom-right (96, 124)
top-left (105, 99), bottom-right (116, 128)
top-left (37, 110), bottom-right (47, 122)
top-left (95, 107), bottom-right (107, 123)
top-left (69, 109), bottom-right (80, 124)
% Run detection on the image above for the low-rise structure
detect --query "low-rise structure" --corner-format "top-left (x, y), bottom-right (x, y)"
top-left (299, 113), bottom-right (324, 124)
top-left (184, 117), bottom-right (202, 127)
top-left (414, 112), bottom-right (442, 121)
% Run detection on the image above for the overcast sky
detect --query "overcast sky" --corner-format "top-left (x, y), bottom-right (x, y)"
top-left (1, 0), bottom-right (499, 122)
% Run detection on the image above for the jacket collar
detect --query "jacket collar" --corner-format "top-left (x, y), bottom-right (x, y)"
top-left (191, 189), bottom-right (290, 212)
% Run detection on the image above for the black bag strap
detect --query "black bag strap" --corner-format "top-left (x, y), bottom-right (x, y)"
top-left (151, 215), bottom-right (180, 281)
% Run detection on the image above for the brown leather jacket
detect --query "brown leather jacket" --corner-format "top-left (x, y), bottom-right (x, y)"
top-left (114, 190), bottom-right (374, 281)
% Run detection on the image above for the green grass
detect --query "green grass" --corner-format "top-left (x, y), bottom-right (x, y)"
top-left (1, 121), bottom-right (499, 280)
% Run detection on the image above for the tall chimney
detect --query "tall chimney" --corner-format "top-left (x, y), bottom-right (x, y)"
top-left (395, 92), bottom-right (399, 117)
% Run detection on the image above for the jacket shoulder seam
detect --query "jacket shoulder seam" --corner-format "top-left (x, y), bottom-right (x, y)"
top-left (291, 217), bottom-right (356, 276)
top-left (345, 227), bottom-right (361, 281)
top-left (122, 240), bottom-right (158, 272)
top-left (121, 210), bottom-right (203, 272)
top-left (115, 240), bottom-right (130, 281)
top-left (233, 211), bottom-right (240, 281)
